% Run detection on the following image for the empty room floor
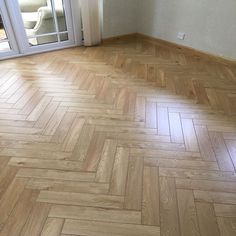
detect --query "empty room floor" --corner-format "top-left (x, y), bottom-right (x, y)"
top-left (0, 35), bottom-right (236, 236)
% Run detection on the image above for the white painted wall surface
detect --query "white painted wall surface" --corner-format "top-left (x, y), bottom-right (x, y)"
top-left (137, 0), bottom-right (236, 60)
top-left (102, 0), bottom-right (236, 60)
top-left (102, 0), bottom-right (137, 38)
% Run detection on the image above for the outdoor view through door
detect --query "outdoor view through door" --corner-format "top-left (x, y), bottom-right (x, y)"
top-left (18, 0), bottom-right (68, 46)
top-left (0, 12), bottom-right (11, 51)
top-left (0, 0), bottom-right (76, 59)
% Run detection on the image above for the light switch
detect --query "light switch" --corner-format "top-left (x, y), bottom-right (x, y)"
top-left (177, 32), bottom-right (186, 40)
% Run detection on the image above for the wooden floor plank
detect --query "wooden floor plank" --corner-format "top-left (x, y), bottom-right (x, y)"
top-left (159, 167), bottom-right (236, 182)
top-left (20, 202), bottom-right (51, 236)
top-left (49, 205), bottom-right (141, 224)
top-left (194, 190), bottom-right (236, 204)
top-left (225, 140), bottom-right (236, 169)
top-left (124, 156), bottom-right (143, 210)
top-left (43, 106), bottom-right (67, 135)
top-left (0, 178), bottom-right (27, 228)
top-left (26, 178), bottom-right (109, 194)
top-left (181, 118), bottom-right (199, 152)
top-left (159, 177), bottom-right (181, 236)
top-left (95, 139), bottom-right (117, 183)
top-left (0, 166), bottom-right (18, 199)
top-left (214, 204), bottom-right (236, 217)
top-left (135, 96), bottom-right (146, 122)
top-left (41, 218), bottom-right (64, 236)
top-left (37, 191), bottom-right (124, 209)
top-left (195, 125), bottom-right (216, 161)
top-left (82, 132), bottom-right (106, 171)
top-left (210, 132), bottom-right (235, 171)
top-left (34, 101), bottom-right (59, 129)
top-left (16, 168), bottom-right (95, 182)
top-left (176, 178), bottom-right (236, 193)
top-left (62, 117), bottom-right (85, 152)
top-left (109, 147), bottom-right (129, 196)
top-left (51, 112), bottom-right (76, 143)
top-left (177, 189), bottom-right (201, 236)
top-left (157, 107), bottom-right (170, 136)
top-left (144, 157), bottom-right (218, 170)
top-left (62, 219), bottom-right (160, 236)
top-left (0, 189), bottom-right (38, 236)
top-left (196, 202), bottom-right (220, 236)
top-left (169, 112), bottom-right (184, 143)
top-left (146, 102), bottom-right (157, 129)
top-left (9, 157), bottom-right (83, 172)
top-left (71, 124), bottom-right (95, 161)
top-left (142, 166), bottom-right (160, 226)
top-left (217, 217), bottom-right (236, 236)
top-left (26, 96), bottom-right (52, 122)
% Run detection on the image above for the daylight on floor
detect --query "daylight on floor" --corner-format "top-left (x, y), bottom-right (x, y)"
top-left (0, 0), bottom-right (235, 236)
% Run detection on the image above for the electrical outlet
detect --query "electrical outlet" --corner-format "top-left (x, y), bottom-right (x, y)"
top-left (177, 32), bottom-right (185, 40)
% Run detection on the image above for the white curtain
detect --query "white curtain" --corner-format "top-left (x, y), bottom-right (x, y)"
top-left (79, 0), bottom-right (102, 46)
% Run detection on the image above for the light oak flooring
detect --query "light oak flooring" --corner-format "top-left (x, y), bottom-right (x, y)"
top-left (0, 35), bottom-right (236, 236)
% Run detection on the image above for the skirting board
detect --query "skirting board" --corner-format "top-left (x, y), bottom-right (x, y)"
top-left (102, 33), bottom-right (137, 43)
top-left (102, 33), bottom-right (236, 66)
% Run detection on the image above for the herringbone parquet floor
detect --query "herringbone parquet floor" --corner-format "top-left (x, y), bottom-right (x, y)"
top-left (0, 35), bottom-right (236, 236)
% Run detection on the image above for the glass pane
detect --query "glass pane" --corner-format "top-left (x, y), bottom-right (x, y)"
top-left (0, 41), bottom-right (10, 52)
top-left (0, 22), bottom-right (7, 41)
top-left (54, 0), bottom-right (67, 32)
top-left (60, 33), bottom-right (68, 42)
top-left (29, 34), bottom-right (58, 46)
top-left (18, 0), bottom-right (69, 46)
top-left (18, 0), bottom-right (58, 45)
top-left (0, 12), bottom-right (11, 52)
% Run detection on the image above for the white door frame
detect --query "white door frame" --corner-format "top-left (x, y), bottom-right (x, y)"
top-left (1, 0), bottom-right (82, 60)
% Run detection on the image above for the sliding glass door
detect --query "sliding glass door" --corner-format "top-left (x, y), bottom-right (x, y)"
top-left (0, 0), bottom-right (76, 59)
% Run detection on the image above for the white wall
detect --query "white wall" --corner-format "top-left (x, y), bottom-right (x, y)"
top-left (102, 0), bottom-right (137, 39)
top-left (137, 0), bottom-right (236, 60)
top-left (102, 0), bottom-right (236, 60)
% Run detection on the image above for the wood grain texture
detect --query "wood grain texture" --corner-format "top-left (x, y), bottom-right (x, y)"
top-left (124, 156), bottom-right (143, 210)
top-left (109, 147), bottom-right (129, 195)
top-left (49, 205), bottom-right (141, 224)
top-left (37, 191), bottom-right (124, 209)
top-left (159, 177), bottom-right (181, 236)
top-left (196, 202), bottom-right (220, 236)
top-left (41, 218), bottom-right (64, 236)
top-left (214, 204), bottom-right (236, 217)
top-left (62, 219), bottom-right (160, 236)
top-left (20, 202), bottom-right (51, 236)
top-left (142, 166), bottom-right (160, 226)
top-left (177, 189), bottom-right (201, 236)
top-left (217, 217), bottom-right (236, 236)
top-left (0, 35), bottom-right (236, 235)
